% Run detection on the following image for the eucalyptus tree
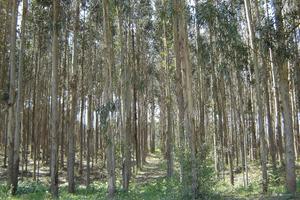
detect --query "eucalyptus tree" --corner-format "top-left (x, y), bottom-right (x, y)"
top-left (11, 0), bottom-right (28, 194)
top-left (244, 0), bottom-right (268, 192)
top-left (103, 0), bottom-right (116, 197)
top-left (67, 0), bottom-right (80, 193)
top-left (50, 0), bottom-right (60, 197)
top-left (173, 0), bottom-right (198, 197)
top-left (273, 0), bottom-right (297, 193)
top-left (116, 0), bottom-right (132, 190)
top-left (7, 0), bottom-right (18, 193)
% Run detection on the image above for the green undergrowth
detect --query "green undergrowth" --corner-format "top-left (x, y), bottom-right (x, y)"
top-left (1, 159), bottom-right (299, 199)
top-left (215, 163), bottom-right (300, 199)
top-left (0, 178), bottom-right (217, 200)
top-left (1, 175), bottom-right (299, 200)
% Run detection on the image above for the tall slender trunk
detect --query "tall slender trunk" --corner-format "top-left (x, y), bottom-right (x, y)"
top-left (67, 0), bottom-right (80, 193)
top-left (172, 9), bottom-right (185, 182)
top-left (7, 0), bottom-right (18, 191)
top-left (270, 48), bottom-right (284, 165)
top-left (50, 0), bottom-right (59, 197)
top-left (118, 5), bottom-right (132, 191)
top-left (150, 93), bottom-right (155, 153)
top-left (86, 94), bottom-right (92, 186)
top-left (273, 0), bottom-right (296, 193)
top-left (79, 11), bottom-right (86, 174)
top-left (103, 0), bottom-right (116, 197)
top-left (244, 0), bottom-right (268, 192)
top-left (11, 0), bottom-right (28, 193)
top-left (176, 0), bottom-right (197, 197)
top-left (162, 0), bottom-right (173, 177)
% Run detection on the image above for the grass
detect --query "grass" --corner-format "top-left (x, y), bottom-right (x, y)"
top-left (1, 156), bottom-right (300, 199)
top-left (0, 178), bottom-right (183, 200)
top-left (214, 162), bottom-right (300, 199)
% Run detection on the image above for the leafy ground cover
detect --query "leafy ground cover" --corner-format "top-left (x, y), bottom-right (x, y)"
top-left (0, 154), bottom-right (299, 199)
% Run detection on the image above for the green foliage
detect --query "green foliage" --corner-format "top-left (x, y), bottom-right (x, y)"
top-left (96, 99), bottom-right (120, 130)
top-left (0, 183), bottom-right (10, 200)
top-left (0, 181), bottom-right (51, 200)
top-left (195, 1), bottom-right (249, 75)
top-left (0, 179), bottom-right (178, 200)
top-left (1, 168), bottom-right (299, 199)
top-left (177, 151), bottom-right (217, 200)
top-left (16, 181), bottom-right (48, 195)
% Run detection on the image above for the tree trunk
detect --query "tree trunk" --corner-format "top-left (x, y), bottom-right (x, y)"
top-left (103, 0), bottom-right (116, 197)
top-left (244, 0), bottom-right (268, 192)
top-left (11, 0), bottom-right (28, 193)
top-left (162, 0), bottom-right (173, 177)
top-left (172, 7), bottom-right (185, 182)
top-left (50, 0), bottom-right (59, 197)
top-left (86, 94), bottom-right (92, 186)
top-left (7, 0), bottom-right (18, 191)
top-left (273, 0), bottom-right (296, 193)
top-left (67, 0), bottom-right (80, 193)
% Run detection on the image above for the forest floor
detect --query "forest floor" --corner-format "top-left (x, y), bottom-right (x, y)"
top-left (0, 152), bottom-right (300, 199)
top-left (135, 153), bottom-right (166, 184)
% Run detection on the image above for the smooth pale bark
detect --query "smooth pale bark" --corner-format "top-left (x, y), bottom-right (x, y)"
top-left (244, 0), bottom-right (268, 192)
top-left (32, 36), bottom-right (39, 181)
top-left (228, 67), bottom-right (236, 185)
top-left (175, 0), bottom-right (197, 197)
top-left (7, 0), bottom-right (18, 191)
top-left (162, 0), bottom-right (173, 177)
top-left (117, 5), bottom-right (132, 190)
top-left (79, 92), bottom-right (84, 175)
top-left (209, 25), bottom-right (220, 177)
top-left (150, 94), bottom-right (155, 153)
top-left (263, 58), bottom-right (277, 170)
top-left (50, 0), bottom-right (59, 197)
top-left (68, 0), bottom-right (80, 193)
top-left (131, 24), bottom-right (141, 170)
top-left (79, 9), bottom-right (86, 175)
top-left (86, 95), bottom-right (92, 186)
top-left (103, 0), bottom-right (116, 197)
top-left (264, 0), bottom-right (285, 166)
top-left (270, 48), bottom-right (285, 165)
top-left (237, 75), bottom-right (247, 186)
top-left (257, 0), bottom-right (277, 171)
top-left (273, 0), bottom-right (296, 193)
top-left (172, 8), bottom-right (185, 182)
top-left (11, 0), bottom-right (28, 193)
top-left (194, 2), bottom-right (206, 151)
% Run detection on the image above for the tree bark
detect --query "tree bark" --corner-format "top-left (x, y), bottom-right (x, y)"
top-left (273, 0), bottom-right (296, 193)
top-left (67, 0), bottom-right (80, 193)
top-left (7, 0), bottom-right (18, 191)
top-left (103, 0), bottom-right (116, 197)
top-left (50, 0), bottom-right (60, 197)
top-left (244, 0), bottom-right (268, 192)
top-left (11, 0), bottom-right (28, 193)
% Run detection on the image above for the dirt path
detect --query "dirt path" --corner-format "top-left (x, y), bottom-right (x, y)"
top-left (134, 153), bottom-right (166, 184)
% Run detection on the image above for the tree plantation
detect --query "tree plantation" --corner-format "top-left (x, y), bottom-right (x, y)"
top-left (0, 0), bottom-right (299, 199)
